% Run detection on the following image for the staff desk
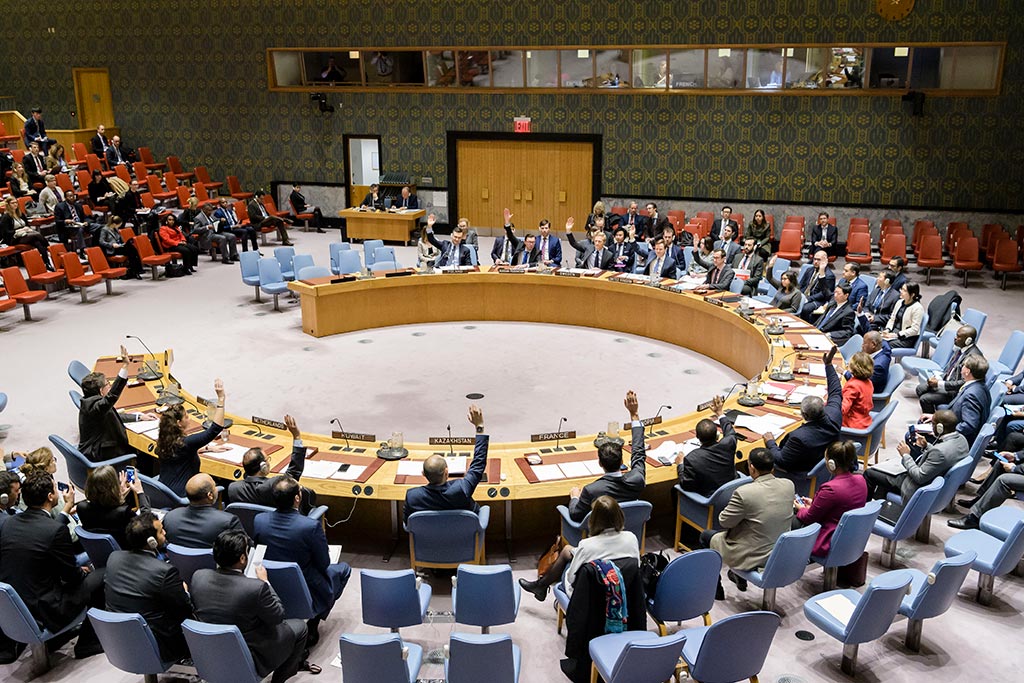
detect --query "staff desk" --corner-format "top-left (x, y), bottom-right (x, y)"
top-left (338, 207), bottom-right (424, 243)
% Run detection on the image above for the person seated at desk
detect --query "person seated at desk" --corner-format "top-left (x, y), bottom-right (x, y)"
top-left (403, 405), bottom-right (488, 520)
top-left (842, 352), bottom-right (875, 430)
top-left (857, 331), bottom-right (892, 394)
top-left (536, 218), bottom-right (562, 268)
top-left (228, 415), bottom-right (310, 507)
top-left (809, 211), bottom-right (839, 259)
top-left (659, 225), bottom-right (686, 266)
top-left (763, 263), bottom-right (803, 313)
top-left (860, 270), bottom-right (900, 332)
top-left (693, 248), bottom-right (734, 293)
top-left (951, 446), bottom-right (1024, 530)
top-left (914, 325), bottom-right (983, 415)
top-left (79, 347), bottom-right (158, 463)
top-left (839, 262), bottom-right (868, 311)
top-left (494, 208), bottom-right (538, 266)
top-left (867, 409), bottom-right (966, 502)
top-left (881, 282), bottom-right (924, 349)
top-left (567, 216), bottom-right (615, 270)
top-left (289, 183), bottom-right (325, 232)
top-left (360, 183), bottom-right (384, 210)
top-left (417, 228), bottom-right (440, 269)
top-left (813, 283), bottom-right (857, 344)
top-left (798, 251), bottom-right (837, 321)
top-left (794, 441), bottom-right (867, 557)
top-left (676, 395), bottom-right (738, 497)
top-left (393, 185), bottom-right (419, 210)
top-left (765, 349), bottom-right (842, 475)
top-left (607, 226), bottom-right (635, 272)
top-left (644, 238), bottom-right (677, 280)
top-left (425, 213), bottom-right (473, 267)
top-left (732, 237), bottom-right (765, 296)
top-left (154, 379), bottom-right (227, 497)
top-left (163, 473), bottom-right (243, 549)
top-left (688, 236), bottom-right (715, 277)
top-left (76, 465), bottom-right (150, 549)
top-left (713, 224), bottom-right (741, 263)
top-left (619, 201), bottom-right (648, 237)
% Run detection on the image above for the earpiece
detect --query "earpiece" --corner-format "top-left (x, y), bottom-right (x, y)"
top-left (259, 459), bottom-right (270, 475)
top-left (826, 459), bottom-right (837, 472)
top-left (0, 493), bottom-right (7, 506)
top-left (934, 423), bottom-right (944, 436)
top-left (146, 536), bottom-right (159, 551)
top-left (965, 337), bottom-right (974, 347)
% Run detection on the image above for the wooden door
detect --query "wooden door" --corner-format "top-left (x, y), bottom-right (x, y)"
top-left (73, 68), bottom-right (115, 129)
top-left (456, 139), bottom-right (593, 234)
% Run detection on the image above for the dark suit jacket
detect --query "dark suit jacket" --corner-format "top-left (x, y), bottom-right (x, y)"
top-left (714, 239), bottom-right (741, 263)
top-left (646, 215), bottom-right (670, 241)
top-left (491, 234), bottom-right (512, 263)
top-left (810, 223), bottom-right (838, 247)
top-left (643, 254), bottom-right (678, 278)
top-left (607, 240), bottom-right (635, 271)
top-left (190, 568), bottom-right (295, 678)
top-left (404, 435), bottom-right (488, 521)
top-left (104, 550), bottom-right (192, 661)
top-left (799, 268), bottom-right (836, 307)
top-left (426, 231), bottom-right (473, 267)
top-left (105, 144), bottom-right (129, 168)
top-left (227, 442), bottom-right (306, 506)
top-left (23, 117), bottom-right (47, 147)
top-left (870, 342), bottom-right (893, 393)
top-left (816, 301), bottom-right (857, 343)
top-left (865, 286), bottom-right (900, 329)
top-left (288, 189), bottom-right (312, 214)
top-left (678, 416), bottom-right (739, 497)
top-left (939, 344), bottom-right (984, 388)
top-left (55, 200), bottom-right (89, 234)
top-left (0, 508), bottom-right (89, 633)
top-left (76, 499), bottom-right (143, 549)
top-left (769, 363), bottom-right (843, 473)
top-left (569, 424), bottom-right (646, 522)
top-left (842, 277), bottom-right (869, 311)
top-left (619, 212), bottom-right (648, 238)
top-left (502, 224), bottom-right (539, 266)
top-left (78, 371), bottom-right (132, 462)
top-left (163, 504), bottom-right (243, 549)
top-left (703, 265), bottom-right (735, 291)
top-left (535, 233), bottom-right (562, 266)
top-left (945, 380), bottom-right (990, 445)
top-left (91, 134), bottom-right (109, 156)
top-left (23, 153), bottom-right (47, 182)
top-left (711, 218), bottom-right (738, 242)
top-left (568, 233), bottom-right (615, 270)
top-left (394, 194), bottom-right (419, 210)
top-left (360, 192), bottom-right (384, 210)
top-left (253, 509), bottom-right (338, 616)
top-left (731, 251), bottom-right (764, 289)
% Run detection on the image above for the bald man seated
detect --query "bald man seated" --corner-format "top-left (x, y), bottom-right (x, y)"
top-left (403, 405), bottom-right (487, 522)
top-left (228, 415), bottom-right (309, 508)
top-left (162, 473), bottom-right (243, 549)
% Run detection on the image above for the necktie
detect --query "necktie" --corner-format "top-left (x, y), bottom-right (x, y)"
top-left (69, 204), bottom-right (79, 222)
top-left (592, 249), bottom-right (601, 268)
top-left (502, 238), bottom-right (511, 263)
top-left (944, 348), bottom-right (964, 380)
top-left (542, 237), bottom-right (548, 260)
top-left (651, 258), bottom-right (662, 281)
top-left (225, 209), bottom-right (234, 226)
top-left (822, 305), bottom-right (834, 323)
top-left (740, 255), bottom-right (749, 270)
top-left (712, 268), bottom-right (720, 285)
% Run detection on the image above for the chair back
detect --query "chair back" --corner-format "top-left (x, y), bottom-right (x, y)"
top-left (759, 523), bottom-right (820, 588)
top-left (340, 633), bottom-right (413, 683)
top-left (291, 253), bottom-right (314, 276)
top-left (886, 477), bottom-right (944, 540)
top-left (619, 500), bottom-right (653, 549)
top-left (165, 544), bottom-right (215, 585)
top-left (257, 257), bottom-right (284, 286)
top-left (76, 529), bottom-right (120, 568)
top-left (298, 265), bottom-right (331, 279)
top-left (902, 552), bottom-right (976, 621)
top-left (848, 400), bottom-right (898, 467)
top-left (989, 517), bottom-right (1024, 576)
top-left (69, 390), bottom-right (82, 408)
top-left (139, 474), bottom-right (188, 509)
top-left (263, 560), bottom-right (316, 620)
top-left (329, 241), bottom-right (352, 270)
top-left (133, 162), bottom-right (148, 183)
top-left (931, 457), bottom-right (975, 514)
top-left (603, 631), bottom-right (686, 683)
top-left (0, 267), bottom-right (30, 295)
top-left (839, 334), bottom-right (863, 361)
top-left (407, 509), bottom-right (483, 566)
top-left (374, 246), bottom-right (397, 264)
top-left (21, 249), bottom-right (49, 277)
top-left (361, 568), bottom-right (426, 629)
top-left (165, 172), bottom-right (180, 192)
top-left (967, 423), bottom-right (996, 466)
top-left (930, 330), bottom-right (958, 370)
top-left (115, 165), bottom-right (132, 185)
top-left (682, 246), bottom-right (694, 272)
top-left (371, 260), bottom-right (399, 272)
top-left (68, 359), bottom-right (91, 386)
top-left (239, 250), bottom-right (261, 283)
top-left (134, 234), bottom-right (157, 259)
top-left (687, 611), bottom-right (781, 683)
top-left (994, 330), bottom-right (1024, 375)
top-left (872, 364), bottom-right (905, 410)
top-left (467, 247), bottom-right (479, 266)
top-left (649, 549), bottom-right (722, 624)
top-left (87, 609), bottom-right (166, 674)
top-left (447, 633), bottom-right (518, 683)
top-left (273, 246), bottom-right (295, 274)
top-left (47, 433), bottom-right (92, 490)
top-left (182, 619), bottom-right (261, 683)
top-left (363, 239), bottom-right (384, 267)
top-left (224, 502), bottom-right (272, 537)
top-left (0, 582), bottom-right (47, 643)
top-left (961, 307), bottom-right (988, 342)
top-left (845, 570), bottom-right (914, 643)
top-left (454, 564), bottom-right (518, 628)
top-left (336, 249), bottom-right (363, 274)
top-left (227, 175), bottom-right (244, 195)
top-left (817, 499), bottom-right (882, 567)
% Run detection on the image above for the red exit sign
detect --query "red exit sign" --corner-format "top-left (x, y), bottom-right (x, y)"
top-left (513, 116), bottom-right (532, 133)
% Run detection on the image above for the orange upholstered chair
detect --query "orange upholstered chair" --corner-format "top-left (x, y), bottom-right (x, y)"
top-left (992, 238), bottom-right (1022, 290)
top-left (166, 156), bottom-right (194, 182)
top-left (777, 230), bottom-right (803, 261)
top-left (147, 175), bottom-right (175, 202)
top-left (138, 147), bottom-right (165, 172)
top-left (916, 234), bottom-right (945, 285)
top-left (61, 252), bottom-right (104, 302)
top-left (194, 166), bottom-right (222, 194)
top-left (86, 247), bottom-right (127, 294)
top-left (21, 249), bottom-right (64, 292)
top-left (952, 236), bottom-right (984, 287)
top-left (844, 232), bottom-right (873, 266)
top-left (227, 175), bottom-right (254, 201)
top-left (0, 266), bottom-right (47, 319)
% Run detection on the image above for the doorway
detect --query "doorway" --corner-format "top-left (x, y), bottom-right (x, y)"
top-left (73, 68), bottom-right (115, 129)
top-left (344, 135), bottom-right (382, 207)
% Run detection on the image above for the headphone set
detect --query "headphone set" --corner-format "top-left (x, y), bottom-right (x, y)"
top-left (260, 458), bottom-right (270, 474)
top-left (146, 536), bottom-right (159, 551)
top-left (826, 458), bottom-right (836, 472)
top-left (934, 422), bottom-right (944, 436)
top-left (0, 493), bottom-right (7, 506)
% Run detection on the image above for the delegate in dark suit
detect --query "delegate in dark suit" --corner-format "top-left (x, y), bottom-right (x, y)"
top-left (163, 504), bottom-right (243, 549)
top-left (863, 286), bottom-right (900, 331)
top-left (843, 277), bottom-right (869, 311)
top-left (228, 441), bottom-right (306, 506)
top-left (799, 267), bottom-right (836, 310)
top-left (78, 367), bottom-right (134, 462)
top-left (866, 341), bottom-right (893, 394)
top-left (568, 422), bottom-right (646, 522)
top-left (768, 363), bottom-right (843, 473)
top-left (646, 215), bottom-right (670, 241)
top-left (393, 193), bottom-right (419, 210)
top-left (677, 415), bottom-right (739, 498)
top-left (104, 549), bottom-right (192, 661)
top-left (713, 238), bottom-right (740, 263)
top-left (91, 133), bottom-right (109, 156)
top-left (54, 198), bottom-right (92, 248)
top-left (568, 233), bottom-right (615, 270)
top-left (702, 263), bottom-right (735, 291)
top-left (809, 222), bottom-right (839, 257)
top-left (22, 151), bottom-right (48, 185)
top-left (944, 379), bottom-right (990, 445)
top-left (427, 229), bottom-right (473, 267)
top-left (190, 568), bottom-right (306, 682)
top-left (815, 301), bottom-right (857, 344)
top-left (916, 343), bottom-right (985, 414)
top-left (23, 115), bottom-right (49, 151)
top-left (710, 218), bottom-right (738, 242)
top-left (731, 250), bottom-right (764, 296)
top-left (866, 431), bottom-right (968, 502)
top-left (105, 143), bottom-right (131, 169)
top-left (535, 231), bottom-right (562, 267)
top-left (643, 253), bottom-right (677, 279)
top-left (404, 433), bottom-right (488, 521)
top-left (500, 223), bottom-right (539, 266)
top-left (607, 239), bottom-right (636, 272)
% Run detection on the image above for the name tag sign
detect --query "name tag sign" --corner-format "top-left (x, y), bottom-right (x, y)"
top-left (696, 400), bottom-right (716, 412)
top-left (640, 416), bottom-right (663, 427)
top-left (555, 270), bottom-right (583, 278)
top-left (332, 430), bottom-right (376, 443)
top-left (252, 416), bottom-right (287, 431)
top-left (428, 436), bottom-right (476, 446)
top-left (530, 431), bottom-right (576, 442)
top-left (703, 296), bottom-right (724, 306)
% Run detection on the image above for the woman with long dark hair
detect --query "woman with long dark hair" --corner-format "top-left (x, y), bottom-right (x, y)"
top-left (155, 379), bottom-right (226, 496)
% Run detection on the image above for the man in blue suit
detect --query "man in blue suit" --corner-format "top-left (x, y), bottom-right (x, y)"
top-left (404, 405), bottom-right (487, 521)
top-left (861, 270), bottom-right (900, 331)
top-left (937, 355), bottom-right (990, 446)
top-left (254, 476), bottom-right (351, 647)
top-left (765, 349), bottom-right (843, 474)
top-left (536, 219), bottom-right (562, 267)
top-left (858, 331), bottom-right (892, 394)
top-left (425, 213), bottom-right (473, 267)
top-left (798, 251), bottom-right (837, 320)
top-left (839, 262), bottom-right (868, 311)
top-left (809, 212), bottom-right (839, 258)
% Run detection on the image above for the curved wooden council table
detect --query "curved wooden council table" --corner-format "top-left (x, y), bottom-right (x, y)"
top-left (106, 271), bottom-right (837, 559)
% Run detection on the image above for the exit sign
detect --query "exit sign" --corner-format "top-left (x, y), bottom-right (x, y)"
top-left (514, 116), bottom-right (532, 133)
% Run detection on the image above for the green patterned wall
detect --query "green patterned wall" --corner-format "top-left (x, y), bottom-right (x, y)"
top-left (2, 0), bottom-right (1021, 210)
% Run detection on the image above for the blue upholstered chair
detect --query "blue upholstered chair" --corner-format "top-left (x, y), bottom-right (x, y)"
top-left (406, 508), bottom-right (489, 570)
top-left (786, 456), bottom-right (833, 499)
top-left (257, 257), bottom-right (290, 311)
top-left (238, 250), bottom-right (262, 302)
top-left (297, 265), bottom-right (331, 279)
top-left (334, 249), bottom-right (363, 275)
top-left (340, 633), bottom-right (422, 683)
top-left (453, 564), bottom-right (518, 633)
top-left (991, 330), bottom-right (1024, 377)
top-left (138, 474), bottom-right (188, 510)
top-left (88, 608), bottom-right (196, 682)
top-left (674, 477), bottom-right (751, 551)
top-left (165, 544), bottom-right (215, 585)
top-left (588, 631), bottom-right (686, 683)
top-left (362, 239), bottom-right (384, 269)
top-left (839, 334), bottom-right (863, 361)
top-left (69, 389), bottom-right (83, 409)
top-left (361, 569), bottom-right (431, 632)
top-left (328, 241), bottom-right (352, 273)
top-left (290, 253), bottom-right (313, 279)
top-left (944, 511), bottom-right (1024, 605)
top-left (733, 523), bottom-right (820, 612)
top-left (371, 259), bottom-right (399, 272)
top-left (263, 560), bottom-right (316, 620)
top-left (679, 610), bottom-right (781, 683)
top-left (48, 433), bottom-right (135, 491)
top-left (803, 569), bottom-right (914, 676)
top-left (0, 582), bottom-right (88, 675)
top-left (967, 423), bottom-right (997, 467)
top-left (840, 400), bottom-right (898, 469)
top-left (915, 456), bottom-right (975, 542)
top-left (557, 500), bottom-right (652, 550)
top-left (68, 359), bottom-right (91, 387)
top-left (873, 476), bottom-right (944, 567)
top-left (872, 364), bottom-right (905, 412)
top-left (182, 619), bottom-right (262, 683)
top-left (446, 633), bottom-right (521, 683)
top-left (273, 246), bottom-right (296, 280)
top-left (897, 551), bottom-right (976, 651)
top-left (902, 328), bottom-right (956, 379)
top-left (76, 528), bottom-right (120, 568)
top-left (374, 246), bottom-right (397, 265)
top-left (646, 549), bottom-right (721, 634)
top-left (811, 499), bottom-right (883, 591)
top-left (224, 502), bottom-right (328, 538)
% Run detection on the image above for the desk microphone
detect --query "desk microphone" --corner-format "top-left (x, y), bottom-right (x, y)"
top-left (554, 417), bottom-right (567, 451)
top-left (648, 405), bottom-right (672, 436)
top-left (125, 334), bottom-right (161, 382)
top-left (330, 418), bottom-right (352, 451)
top-left (446, 424), bottom-right (454, 456)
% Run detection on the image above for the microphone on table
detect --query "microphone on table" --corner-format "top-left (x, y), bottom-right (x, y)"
top-left (648, 405), bottom-right (672, 436)
top-left (330, 418), bottom-right (352, 452)
top-left (554, 416), bottom-right (567, 451)
top-left (125, 334), bottom-right (161, 382)
top-left (446, 424), bottom-right (454, 456)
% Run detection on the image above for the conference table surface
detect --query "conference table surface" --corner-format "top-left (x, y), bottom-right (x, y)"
top-left (337, 207), bottom-right (425, 242)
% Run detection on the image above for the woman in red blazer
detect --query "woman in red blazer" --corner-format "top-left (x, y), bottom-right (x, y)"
top-left (842, 352), bottom-right (875, 429)
top-left (157, 214), bottom-right (199, 273)
top-left (795, 441), bottom-right (868, 556)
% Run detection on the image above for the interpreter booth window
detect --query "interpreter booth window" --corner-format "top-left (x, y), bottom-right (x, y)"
top-left (668, 49), bottom-right (706, 89)
top-left (785, 47), bottom-right (863, 89)
top-left (426, 51), bottom-right (457, 87)
top-left (490, 50), bottom-right (524, 87)
top-left (746, 48), bottom-right (785, 89)
top-left (560, 49), bottom-right (595, 87)
top-left (937, 45), bottom-right (1001, 90)
top-left (363, 51), bottom-right (426, 86)
top-left (594, 49), bottom-right (630, 88)
top-left (269, 51), bottom-right (303, 87)
top-left (631, 49), bottom-right (669, 89)
top-left (707, 48), bottom-right (745, 88)
top-left (456, 51), bottom-right (491, 87)
top-left (304, 52), bottom-right (362, 86)
top-left (526, 50), bottom-right (559, 88)
top-left (869, 47), bottom-right (910, 89)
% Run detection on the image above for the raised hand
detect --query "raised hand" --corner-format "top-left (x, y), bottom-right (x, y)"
top-left (503, 208), bottom-right (513, 225)
top-left (565, 217), bottom-right (575, 232)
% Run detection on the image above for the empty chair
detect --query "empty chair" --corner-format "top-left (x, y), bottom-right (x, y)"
top-left (678, 610), bottom-right (780, 683)
top-left (137, 147), bottom-right (165, 172)
top-left (290, 253), bottom-right (314, 276)
top-left (674, 477), bottom-right (751, 551)
top-left (334, 249), bottom-right (363, 275)
top-left (165, 544), bottom-right (215, 585)
top-left (646, 549), bottom-right (721, 634)
top-left (227, 175), bottom-right (254, 200)
top-left (0, 266), bottom-right (47, 320)
top-left (991, 330), bottom-right (1024, 377)
top-left (88, 608), bottom-right (195, 683)
top-left (840, 400), bottom-right (898, 469)
top-left (406, 508), bottom-right (489, 570)
top-left (133, 234), bottom-right (174, 280)
top-left (21, 249), bottom-right (64, 291)
top-left (76, 529), bottom-right (120, 569)
top-left (897, 551), bottom-right (976, 651)
top-left (273, 246), bottom-right (296, 280)
top-left (916, 234), bottom-right (946, 285)
top-left (839, 334), bottom-right (862, 361)
top-left (49, 434), bottom-right (135, 491)
top-left (62, 252), bottom-right (104, 302)
top-left (340, 633), bottom-right (422, 683)
top-left (845, 232), bottom-right (873, 265)
top-left (733, 523), bottom-right (820, 612)
top-left (360, 569), bottom-right (432, 632)
top-left (68, 359), bottom-right (91, 386)
top-left (812, 499), bottom-right (883, 591)
top-left (901, 327), bottom-right (957, 379)
top-left (880, 233), bottom-right (906, 263)
top-left (0, 582), bottom-right (88, 675)
top-left (776, 230), bottom-right (803, 261)
top-left (329, 241), bottom-right (352, 273)
top-left (447, 632), bottom-right (521, 683)
top-left (993, 239), bottom-right (1022, 289)
top-left (139, 474), bottom-right (188, 509)
top-left (166, 156), bottom-right (194, 181)
top-left (370, 259), bottom-right (399, 272)
top-left (297, 265), bottom-right (331, 279)
top-left (69, 389), bottom-right (82, 408)
top-left (182, 620), bottom-right (261, 683)
top-left (374, 245), bottom-right (398, 265)
top-left (588, 630), bottom-right (686, 683)
top-left (257, 257), bottom-right (290, 311)
top-left (872, 476), bottom-right (943, 567)
top-left (238, 250), bottom-right (262, 302)
top-left (953, 236), bottom-right (984, 287)
top-left (85, 247), bottom-right (127, 295)
top-left (262, 560), bottom-right (316, 620)
top-left (871, 364), bottom-right (905, 411)
top-left (558, 500), bottom-right (652, 550)
top-left (194, 166), bottom-right (223, 194)
top-left (915, 456), bottom-right (974, 542)
top-left (363, 239), bottom-right (384, 269)
top-left (453, 564), bottom-right (519, 633)
top-left (803, 569), bottom-right (914, 675)
top-left (944, 510), bottom-right (1024, 605)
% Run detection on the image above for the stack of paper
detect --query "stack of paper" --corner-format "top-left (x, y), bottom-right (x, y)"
top-left (331, 465), bottom-right (367, 481)
top-left (445, 456), bottom-right (468, 475)
top-left (813, 594), bottom-right (858, 626)
top-left (397, 460), bottom-right (423, 476)
top-left (805, 363), bottom-right (828, 377)
top-left (558, 461), bottom-right (593, 478)
top-left (531, 464), bottom-right (564, 481)
top-left (801, 334), bottom-right (833, 351)
top-left (788, 385), bottom-right (827, 404)
top-left (734, 414), bottom-right (797, 433)
top-left (201, 442), bottom-right (248, 465)
top-left (125, 420), bottom-right (161, 435)
top-left (303, 460), bottom-right (345, 479)
top-left (743, 297), bottom-right (772, 309)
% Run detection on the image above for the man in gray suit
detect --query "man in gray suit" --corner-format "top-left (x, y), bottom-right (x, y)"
top-left (695, 249), bottom-right (735, 292)
top-left (190, 530), bottom-right (310, 682)
top-left (163, 473), bottom-right (242, 549)
top-left (732, 237), bottom-right (765, 296)
top-left (864, 410), bottom-right (966, 501)
top-left (702, 448), bottom-right (794, 597)
top-left (915, 325), bottom-right (984, 413)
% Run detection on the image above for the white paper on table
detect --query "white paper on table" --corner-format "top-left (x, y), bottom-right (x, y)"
top-left (806, 363), bottom-right (827, 377)
top-left (743, 297), bottom-right (772, 309)
top-left (788, 386), bottom-right (827, 404)
top-left (672, 281), bottom-right (702, 291)
top-left (531, 464), bottom-right (564, 481)
top-left (734, 414), bottom-right (797, 434)
top-left (872, 458), bottom-right (907, 476)
top-left (201, 442), bottom-right (248, 465)
top-left (802, 334), bottom-right (833, 350)
top-left (445, 456), bottom-right (468, 475)
top-left (331, 465), bottom-right (367, 481)
top-left (558, 461), bottom-right (594, 478)
top-left (397, 460), bottom-right (423, 476)
top-left (814, 593), bottom-right (858, 626)
top-left (125, 420), bottom-right (161, 435)
top-left (302, 460), bottom-right (344, 479)
top-left (779, 317), bottom-right (805, 327)
top-left (584, 460), bottom-right (605, 475)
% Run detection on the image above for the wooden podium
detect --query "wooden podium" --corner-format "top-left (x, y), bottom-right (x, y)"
top-left (338, 208), bottom-right (425, 243)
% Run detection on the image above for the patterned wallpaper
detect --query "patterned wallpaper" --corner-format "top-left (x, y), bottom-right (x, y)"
top-left (2, 0), bottom-right (1021, 211)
